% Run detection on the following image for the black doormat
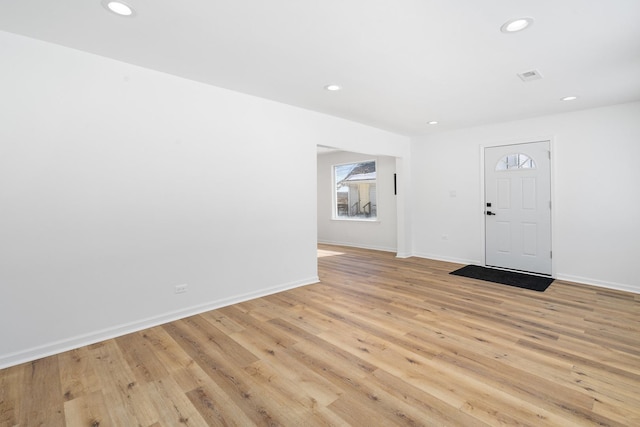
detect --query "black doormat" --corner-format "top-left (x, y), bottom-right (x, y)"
top-left (450, 265), bottom-right (554, 292)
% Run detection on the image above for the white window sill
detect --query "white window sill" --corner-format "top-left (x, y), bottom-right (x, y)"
top-left (331, 218), bottom-right (380, 223)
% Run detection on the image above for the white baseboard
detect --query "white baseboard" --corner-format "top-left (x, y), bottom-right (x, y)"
top-left (318, 239), bottom-right (397, 253)
top-left (555, 274), bottom-right (639, 294)
top-left (0, 276), bottom-right (319, 370)
top-left (412, 252), bottom-right (479, 266)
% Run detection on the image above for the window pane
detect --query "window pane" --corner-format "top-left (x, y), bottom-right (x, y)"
top-left (496, 153), bottom-right (536, 171)
top-left (334, 161), bottom-right (377, 219)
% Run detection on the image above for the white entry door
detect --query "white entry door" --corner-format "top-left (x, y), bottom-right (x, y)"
top-left (485, 141), bottom-right (552, 275)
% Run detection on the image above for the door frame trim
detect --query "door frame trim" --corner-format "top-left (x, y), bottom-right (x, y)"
top-left (479, 137), bottom-right (556, 278)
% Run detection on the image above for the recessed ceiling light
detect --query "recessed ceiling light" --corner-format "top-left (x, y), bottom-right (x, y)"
top-left (428, 121), bottom-right (439, 125)
top-left (102, 0), bottom-right (135, 17)
top-left (500, 17), bottom-right (534, 33)
top-left (324, 84), bottom-right (342, 91)
top-left (561, 96), bottom-right (578, 101)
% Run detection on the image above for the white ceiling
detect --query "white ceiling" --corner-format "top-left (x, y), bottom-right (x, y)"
top-left (2, 0), bottom-right (639, 136)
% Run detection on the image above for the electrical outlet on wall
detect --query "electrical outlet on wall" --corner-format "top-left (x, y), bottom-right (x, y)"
top-left (175, 284), bottom-right (188, 294)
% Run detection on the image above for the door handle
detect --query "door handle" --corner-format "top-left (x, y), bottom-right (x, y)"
top-left (486, 211), bottom-right (496, 216)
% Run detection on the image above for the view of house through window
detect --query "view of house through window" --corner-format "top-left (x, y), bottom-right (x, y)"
top-left (334, 160), bottom-right (377, 219)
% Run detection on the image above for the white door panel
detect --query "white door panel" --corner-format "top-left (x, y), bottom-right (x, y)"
top-left (522, 223), bottom-right (537, 255)
top-left (485, 141), bottom-right (551, 275)
top-left (497, 179), bottom-right (510, 209)
top-left (497, 221), bottom-right (510, 253)
top-left (522, 178), bottom-right (536, 209)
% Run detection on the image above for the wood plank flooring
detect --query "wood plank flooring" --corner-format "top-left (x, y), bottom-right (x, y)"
top-left (2, 244), bottom-right (640, 426)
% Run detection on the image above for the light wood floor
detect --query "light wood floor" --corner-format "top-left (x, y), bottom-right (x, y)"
top-left (2, 245), bottom-right (640, 426)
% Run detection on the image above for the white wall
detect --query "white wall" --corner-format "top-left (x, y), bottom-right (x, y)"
top-left (318, 151), bottom-right (397, 252)
top-left (411, 101), bottom-right (640, 293)
top-left (0, 31), bottom-right (408, 368)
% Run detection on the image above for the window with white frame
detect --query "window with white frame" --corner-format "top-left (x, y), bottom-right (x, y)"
top-left (334, 160), bottom-right (377, 220)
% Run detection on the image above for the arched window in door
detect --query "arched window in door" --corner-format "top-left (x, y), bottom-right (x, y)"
top-left (496, 153), bottom-right (536, 171)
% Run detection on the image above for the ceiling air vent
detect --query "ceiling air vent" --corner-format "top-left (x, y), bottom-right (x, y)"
top-left (517, 69), bottom-right (543, 82)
